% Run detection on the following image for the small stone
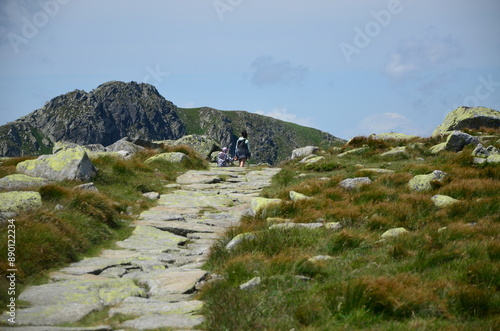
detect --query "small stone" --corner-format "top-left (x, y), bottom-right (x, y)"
top-left (431, 195), bottom-right (459, 208)
top-left (325, 222), bottom-right (342, 230)
top-left (339, 177), bottom-right (372, 190)
top-left (381, 227), bottom-right (409, 238)
top-left (143, 192), bottom-right (160, 200)
top-left (289, 191), bottom-right (311, 201)
top-left (239, 277), bottom-right (261, 290)
top-left (226, 233), bottom-right (256, 250)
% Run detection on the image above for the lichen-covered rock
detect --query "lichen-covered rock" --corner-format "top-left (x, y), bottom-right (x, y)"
top-left (145, 152), bottom-right (188, 164)
top-left (432, 106), bottom-right (500, 136)
top-left (338, 177), bottom-right (372, 190)
top-left (429, 142), bottom-right (447, 155)
top-left (431, 195), bottom-right (459, 208)
top-left (106, 138), bottom-right (145, 154)
top-left (249, 197), bottom-right (282, 215)
top-left (381, 146), bottom-right (410, 158)
top-left (16, 146), bottom-right (97, 182)
top-left (370, 132), bottom-right (418, 140)
top-left (408, 170), bottom-right (447, 191)
top-left (444, 131), bottom-right (479, 152)
top-left (0, 191), bottom-right (42, 213)
top-left (289, 190), bottom-right (311, 201)
top-left (0, 174), bottom-right (48, 191)
top-left (381, 227), bottom-right (409, 238)
top-left (299, 155), bottom-right (324, 164)
top-left (292, 146), bottom-right (319, 160)
top-left (239, 277), bottom-right (262, 290)
top-left (170, 134), bottom-right (220, 160)
top-left (486, 154), bottom-right (500, 164)
top-left (226, 232), bottom-right (257, 250)
top-left (337, 147), bottom-right (370, 157)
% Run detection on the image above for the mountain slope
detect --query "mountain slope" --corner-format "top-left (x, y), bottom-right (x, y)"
top-left (0, 81), bottom-right (345, 164)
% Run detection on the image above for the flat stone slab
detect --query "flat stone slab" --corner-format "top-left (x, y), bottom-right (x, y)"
top-left (59, 250), bottom-right (140, 275)
top-left (136, 219), bottom-right (225, 237)
top-left (13, 275), bottom-right (144, 325)
top-left (121, 313), bottom-right (204, 330)
top-left (134, 269), bottom-right (208, 297)
top-left (116, 225), bottom-right (187, 252)
top-left (109, 297), bottom-right (203, 317)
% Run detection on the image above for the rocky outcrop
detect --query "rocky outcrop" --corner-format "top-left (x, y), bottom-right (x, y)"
top-left (145, 152), bottom-right (188, 164)
top-left (432, 106), bottom-right (500, 136)
top-left (22, 81), bottom-right (186, 147)
top-left (0, 81), bottom-right (345, 165)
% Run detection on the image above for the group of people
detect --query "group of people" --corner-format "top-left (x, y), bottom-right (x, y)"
top-left (217, 130), bottom-right (250, 168)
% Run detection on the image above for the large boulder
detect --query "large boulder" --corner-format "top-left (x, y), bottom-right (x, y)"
top-left (170, 135), bottom-right (220, 160)
top-left (444, 131), bottom-right (479, 152)
top-left (145, 152), bottom-right (188, 164)
top-left (291, 146), bottom-right (319, 160)
top-left (16, 146), bottom-right (97, 182)
top-left (106, 138), bottom-right (145, 154)
top-left (338, 177), bottom-right (372, 190)
top-left (408, 170), bottom-right (447, 191)
top-left (0, 191), bottom-right (42, 213)
top-left (432, 106), bottom-right (500, 136)
top-left (0, 174), bottom-right (48, 191)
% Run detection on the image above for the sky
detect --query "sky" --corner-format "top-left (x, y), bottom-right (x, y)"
top-left (0, 0), bottom-right (499, 140)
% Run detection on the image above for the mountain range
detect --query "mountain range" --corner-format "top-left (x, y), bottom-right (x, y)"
top-left (0, 81), bottom-right (344, 164)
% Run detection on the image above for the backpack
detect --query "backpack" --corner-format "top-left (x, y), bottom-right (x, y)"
top-left (237, 139), bottom-right (247, 150)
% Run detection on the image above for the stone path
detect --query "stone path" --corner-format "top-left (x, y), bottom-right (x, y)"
top-left (3, 165), bottom-right (280, 330)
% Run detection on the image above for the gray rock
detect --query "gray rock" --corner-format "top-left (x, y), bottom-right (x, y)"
top-left (239, 277), bottom-right (262, 290)
top-left (0, 191), bottom-right (42, 213)
top-left (142, 191), bottom-right (160, 200)
top-left (292, 146), bottom-right (319, 160)
top-left (444, 131), bottom-right (479, 152)
top-left (121, 313), bottom-right (204, 330)
top-left (0, 174), bottom-right (48, 191)
top-left (381, 227), bottom-right (409, 238)
top-left (74, 182), bottom-right (98, 192)
top-left (338, 177), bottom-right (372, 190)
top-left (337, 147), bottom-right (369, 157)
top-left (289, 190), bottom-right (311, 201)
top-left (408, 170), bottom-right (447, 191)
top-left (226, 233), bottom-right (257, 250)
top-left (431, 195), bottom-right (459, 208)
top-left (16, 146), bottom-right (97, 182)
top-left (381, 146), bottom-right (410, 158)
top-left (145, 152), bottom-right (188, 164)
top-left (106, 138), bottom-right (145, 154)
top-left (432, 106), bottom-right (500, 136)
top-left (170, 134), bottom-right (220, 160)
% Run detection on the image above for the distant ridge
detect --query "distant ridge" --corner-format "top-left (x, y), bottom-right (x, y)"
top-left (0, 81), bottom-right (345, 164)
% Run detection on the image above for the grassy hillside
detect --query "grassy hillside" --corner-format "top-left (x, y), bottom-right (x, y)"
top-left (200, 130), bottom-right (500, 330)
top-left (0, 146), bottom-right (208, 308)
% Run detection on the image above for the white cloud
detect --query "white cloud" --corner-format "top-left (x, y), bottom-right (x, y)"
top-left (255, 107), bottom-right (313, 127)
top-left (250, 56), bottom-right (308, 87)
top-left (382, 26), bottom-right (462, 81)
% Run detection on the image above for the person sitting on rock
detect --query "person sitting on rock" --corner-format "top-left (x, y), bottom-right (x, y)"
top-left (217, 147), bottom-right (232, 167)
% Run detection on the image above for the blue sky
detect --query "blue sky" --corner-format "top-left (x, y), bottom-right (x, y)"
top-left (0, 0), bottom-right (499, 139)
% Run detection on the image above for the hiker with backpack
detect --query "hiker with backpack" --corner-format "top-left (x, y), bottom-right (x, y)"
top-left (234, 130), bottom-right (251, 167)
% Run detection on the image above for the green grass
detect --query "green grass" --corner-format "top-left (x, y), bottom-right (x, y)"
top-left (0, 146), bottom-right (208, 308)
top-left (200, 131), bottom-right (500, 330)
